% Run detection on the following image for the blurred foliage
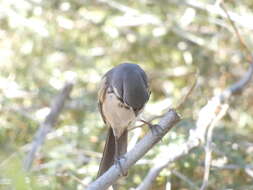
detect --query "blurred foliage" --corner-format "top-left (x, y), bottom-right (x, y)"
top-left (0, 0), bottom-right (253, 189)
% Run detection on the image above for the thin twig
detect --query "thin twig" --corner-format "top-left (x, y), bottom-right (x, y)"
top-left (200, 104), bottom-right (228, 190)
top-left (68, 171), bottom-right (87, 188)
top-left (175, 71), bottom-right (198, 110)
top-left (220, 2), bottom-right (253, 63)
top-left (23, 83), bottom-right (73, 171)
top-left (172, 170), bottom-right (199, 190)
top-left (0, 144), bottom-right (29, 168)
top-left (128, 114), bottom-right (163, 131)
top-left (212, 163), bottom-right (253, 170)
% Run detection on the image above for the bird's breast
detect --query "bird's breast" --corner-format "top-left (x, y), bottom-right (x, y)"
top-left (102, 89), bottom-right (136, 138)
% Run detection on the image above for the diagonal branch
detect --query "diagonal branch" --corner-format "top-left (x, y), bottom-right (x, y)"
top-left (23, 82), bottom-right (73, 171)
top-left (172, 170), bottom-right (199, 190)
top-left (86, 109), bottom-right (181, 190)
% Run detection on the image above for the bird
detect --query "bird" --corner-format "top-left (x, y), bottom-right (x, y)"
top-left (97, 63), bottom-right (150, 177)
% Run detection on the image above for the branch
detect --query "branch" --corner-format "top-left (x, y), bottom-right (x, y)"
top-left (136, 62), bottom-right (253, 190)
top-left (23, 82), bottom-right (73, 171)
top-left (86, 109), bottom-right (181, 190)
top-left (200, 104), bottom-right (228, 190)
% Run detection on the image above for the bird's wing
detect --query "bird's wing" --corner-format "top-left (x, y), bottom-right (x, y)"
top-left (98, 76), bottom-right (108, 124)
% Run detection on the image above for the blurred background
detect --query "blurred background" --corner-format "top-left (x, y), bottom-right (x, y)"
top-left (0, 0), bottom-right (253, 189)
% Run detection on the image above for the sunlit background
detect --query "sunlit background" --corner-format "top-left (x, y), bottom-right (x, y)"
top-left (0, 0), bottom-right (253, 189)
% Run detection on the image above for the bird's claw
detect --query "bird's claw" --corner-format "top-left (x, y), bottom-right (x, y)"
top-left (140, 119), bottom-right (163, 136)
top-left (149, 124), bottom-right (163, 137)
top-left (114, 156), bottom-right (127, 176)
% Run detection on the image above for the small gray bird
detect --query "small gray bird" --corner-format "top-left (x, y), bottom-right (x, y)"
top-left (97, 63), bottom-right (150, 177)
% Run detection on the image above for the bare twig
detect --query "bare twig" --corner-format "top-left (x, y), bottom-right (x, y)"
top-left (176, 71), bottom-right (198, 110)
top-left (0, 145), bottom-right (29, 168)
top-left (23, 83), bottom-right (73, 171)
top-left (68, 171), bottom-right (87, 188)
top-left (211, 163), bottom-right (253, 178)
top-left (86, 109), bottom-right (181, 190)
top-left (212, 163), bottom-right (253, 170)
top-left (220, 2), bottom-right (253, 63)
top-left (172, 170), bottom-right (199, 190)
top-left (200, 104), bottom-right (228, 190)
top-left (128, 114), bottom-right (163, 131)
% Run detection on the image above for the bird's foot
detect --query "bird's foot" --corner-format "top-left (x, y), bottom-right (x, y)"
top-left (140, 120), bottom-right (163, 136)
top-left (149, 124), bottom-right (163, 136)
top-left (114, 156), bottom-right (127, 176)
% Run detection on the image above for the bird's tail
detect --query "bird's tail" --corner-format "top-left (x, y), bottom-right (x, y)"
top-left (97, 128), bottom-right (128, 177)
